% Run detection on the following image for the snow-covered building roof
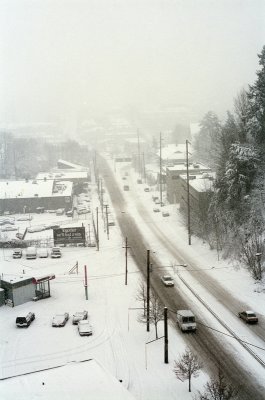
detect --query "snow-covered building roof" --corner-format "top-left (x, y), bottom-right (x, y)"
top-left (57, 159), bottom-right (87, 170)
top-left (167, 162), bottom-right (209, 173)
top-left (0, 359), bottom-right (136, 399)
top-left (37, 170), bottom-right (88, 181)
top-left (180, 172), bottom-right (215, 192)
top-left (0, 180), bottom-right (73, 199)
top-left (158, 143), bottom-right (193, 163)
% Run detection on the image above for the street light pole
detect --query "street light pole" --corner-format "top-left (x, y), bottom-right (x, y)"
top-left (146, 249), bottom-right (150, 332)
top-left (186, 139), bottom-right (191, 245)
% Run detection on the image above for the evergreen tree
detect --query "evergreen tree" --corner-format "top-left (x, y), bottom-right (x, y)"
top-left (193, 111), bottom-right (222, 168)
top-left (247, 45), bottom-right (265, 148)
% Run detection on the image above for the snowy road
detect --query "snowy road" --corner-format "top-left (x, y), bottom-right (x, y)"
top-left (99, 155), bottom-right (265, 399)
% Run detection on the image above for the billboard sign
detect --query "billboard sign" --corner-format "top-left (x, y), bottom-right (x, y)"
top-left (53, 227), bottom-right (85, 246)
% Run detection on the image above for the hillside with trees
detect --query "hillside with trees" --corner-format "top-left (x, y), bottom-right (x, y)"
top-left (192, 46), bottom-right (265, 280)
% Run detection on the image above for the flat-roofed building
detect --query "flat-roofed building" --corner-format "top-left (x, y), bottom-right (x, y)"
top-left (179, 172), bottom-right (215, 215)
top-left (0, 179), bottom-right (73, 213)
top-left (166, 163), bottom-right (212, 203)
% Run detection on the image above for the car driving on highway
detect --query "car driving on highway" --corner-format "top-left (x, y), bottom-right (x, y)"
top-left (238, 310), bottom-right (258, 324)
top-left (161, 275), bottom-right (174, 287)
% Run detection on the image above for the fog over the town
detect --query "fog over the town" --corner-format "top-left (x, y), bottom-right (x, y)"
top-left (0, 0), bottom-right (264, 131)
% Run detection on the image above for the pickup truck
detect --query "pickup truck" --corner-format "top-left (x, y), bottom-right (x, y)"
top-left (238, 310), bottom-right (258, 324)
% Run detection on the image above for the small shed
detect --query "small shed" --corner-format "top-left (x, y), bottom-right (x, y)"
top-left (0, 274), bottom-right (55, 306)
top-left (0, 276), bottom-right (35, 307)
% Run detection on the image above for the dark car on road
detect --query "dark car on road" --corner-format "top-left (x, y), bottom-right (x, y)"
top-left (238, 310), bottom-right (258, 324)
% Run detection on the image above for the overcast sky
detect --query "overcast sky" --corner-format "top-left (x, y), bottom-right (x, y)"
top-left (0, 0), bottom-right (264, 127)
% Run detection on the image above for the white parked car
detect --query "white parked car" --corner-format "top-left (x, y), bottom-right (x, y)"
top-left (28, 225), bottom-right (46, 233)
top-left (51, 247), bottom-right (62, 258)
top-left (52, 313), bottom-right (69, 327)
top-left (2, 225), bottom-right (18, 231)
top-left (162, 211), bottom-right (170, 217)
top-left (17, 215), bottom-right (33, 221)
top-left (72, 311), bottom-right (88, 325)
top-left (38, 248), bottom-right (49, 258)
top-left (78, 320), bottom-right (92, 336)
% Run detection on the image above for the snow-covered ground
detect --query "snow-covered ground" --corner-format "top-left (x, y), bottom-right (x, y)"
top-left (0, 160), bottom-right (265, 399)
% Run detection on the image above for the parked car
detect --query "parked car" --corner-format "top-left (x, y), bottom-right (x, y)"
top-left (26, 246), bottom-right (37, 259)
top-left (137, 179), bottom-right (142, 184)
top-left (144, 187), bottom-right (150, 192)
top-left (52, 313), bottom-right (69, 327)
top-left (0, 218), bottom-right (15, 225)
top-left (162, 211), bottom-right (170, 217)
top-left (2, 225), bottom-right (18, 231)
top-left (78, 320), bottom-right (93, 336)
top-left (51, 247), bottom-right (62, 258)
top-left (77, 207), bottom-right (90, 215)
top-left (45, 224), bottom-right (60, 230)
top-left (108, 221), bottom-right (115, 226)
top-left (38, 248), bottom-right (49, 258)
top-left (27, 225), bottom-right (46, 233)
top-left (16, 312), bottom-right (35, 327)
top-left (161, 275), bottom-right (174, 287)
top-left (153, 208), bottom-right (160, 213)
top-left (123, 185), bottom-right (129, 191)
top-left (66, 210), bottom-right (73, 217)
top-left (56, 208), bottom-right (65, 216)
top-left (238, 310), bottom-right (258, 324)
top-left (17, 215), bottom-right (33, 221)
top-left (122, 176), bottom-right (127, 180)
top-left (13, 248), bottom-right (22, 259)
top-left (72, 311), bottom-right (88, 325)
top-left (177, 310), bottom-right (197, 332)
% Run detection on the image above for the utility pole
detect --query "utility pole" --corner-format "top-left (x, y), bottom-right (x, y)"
top-left (186, 139), bottom-right (191, 245)
top-left (96, 207), bottom-right (99, 251)
top-left (159, 132), bottom-right (163, 206)
top-left (142, 152), bottom-right (146, 183)
top-left (164, 307), bottom-right (168, 363)
top-left (146, 249), bottom-right (150, 332)
top-left (105, 204), bottom-right (109, 240)
top-left (84, 265), bottom-right (88, 300)
top-left (123, 237), bottom-right (130, 285)
top-left (137, 129), bottom-right (141, 177)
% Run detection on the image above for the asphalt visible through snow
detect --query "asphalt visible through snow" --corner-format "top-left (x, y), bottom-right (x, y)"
top-left (98, 155), bottom-right (265, 400)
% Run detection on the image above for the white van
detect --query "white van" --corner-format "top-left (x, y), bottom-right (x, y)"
top-left (177, 310), bottom-right (197, 332)
top-left (38, 248), bottom-right (48, 258)
top-left (26, 246), bottom-right (37, 260)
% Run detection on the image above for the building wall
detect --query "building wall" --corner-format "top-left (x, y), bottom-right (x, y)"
top-left (0, 195), bottom-right (73, 213)
top-left (13, 283), bottom-right (36, 306)
top-left (166, 165), bottom-right (212, 204)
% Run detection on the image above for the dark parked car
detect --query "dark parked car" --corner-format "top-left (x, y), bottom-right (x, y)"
top-left (13, 248), bottom-right (22, 258)
top-left (238, 310), bottom-right (258, 324)
top-left (16, 312), bottom-right (35, 327)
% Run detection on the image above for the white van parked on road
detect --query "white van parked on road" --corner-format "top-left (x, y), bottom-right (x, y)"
top-left (26, 247), bottom-right (37, 259)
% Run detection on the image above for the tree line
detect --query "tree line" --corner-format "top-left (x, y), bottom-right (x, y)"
top-left (191, 45), bottom-right (265, 280)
